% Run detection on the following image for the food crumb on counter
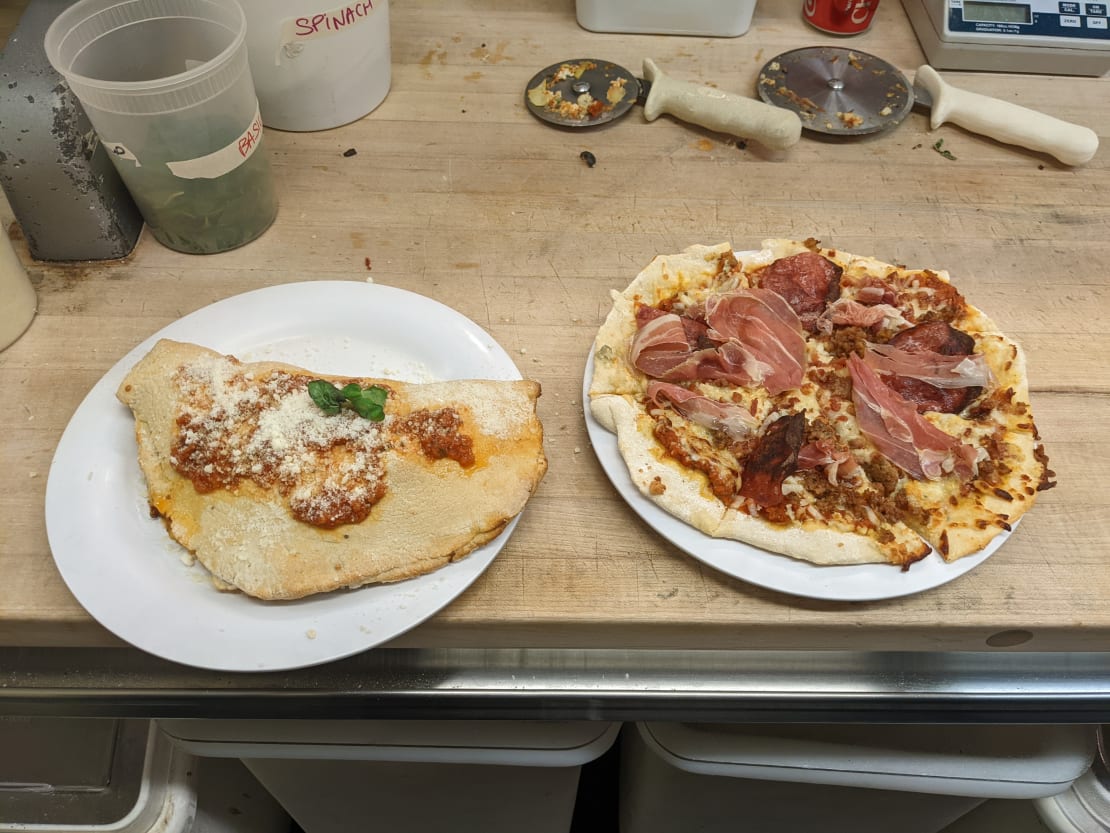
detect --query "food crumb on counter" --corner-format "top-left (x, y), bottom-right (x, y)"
top-left (342, 148), bottom-right (357, 157)
top-left (579, 150), bottom-right (597, 167)
top-left (306, 629), bottom-right (318, 639)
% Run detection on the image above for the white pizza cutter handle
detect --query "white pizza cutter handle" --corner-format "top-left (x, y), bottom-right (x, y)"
top-left (641, 58), bottom-right (802, 152)
top-left (914, 65), bottom-right (1099, 167)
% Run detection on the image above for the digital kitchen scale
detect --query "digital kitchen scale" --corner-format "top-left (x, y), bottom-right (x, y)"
top-left (902, 0), bottom-right (1110, 74)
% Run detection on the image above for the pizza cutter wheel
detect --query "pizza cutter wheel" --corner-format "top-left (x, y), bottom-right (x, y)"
top-left (756, 46), bottom-right (913, 137)
top-left (525, 58), bottom-right (802, 151)
top-left (756, 46), bottom-right (1098, 164)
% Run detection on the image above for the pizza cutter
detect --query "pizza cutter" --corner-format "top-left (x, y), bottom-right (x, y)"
top-left (756, 46), bottom-right (1098, 166)
top-left (525, 58), bottom-right (802, 151)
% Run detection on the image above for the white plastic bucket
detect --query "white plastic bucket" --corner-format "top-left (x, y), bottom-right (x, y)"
top-left (238, 0), bottom-right (392, 131)
top-left (43, 0), bottom-right (279, 254)
top-left (157, 718), bottom-right (620, 833)
top-left (1035, 725), bottom-right (1110, 833)
top-left (621, 722), bottom-right (1097, 833)
top-left (575, 0), bottom-right (758, 36)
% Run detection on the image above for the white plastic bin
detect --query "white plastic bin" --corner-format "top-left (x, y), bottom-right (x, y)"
top-left (0, 718), bottom-right (194, 833)
top-left (1035, 725), bottom-right (1110, 833)
top-left (0, 718), bottom-right (288, 833)
top-left (158, 718), bottom-right (620, 833)
top-left (620, 722), bottom-right (1098, 833)
top-left (575, 0), bottom-right (758, 36)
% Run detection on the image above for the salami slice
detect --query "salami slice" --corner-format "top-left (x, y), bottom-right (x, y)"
top-left (757, 252), bottom-right (842, 330)
top-left (883, 322), bottom-right (983, 414)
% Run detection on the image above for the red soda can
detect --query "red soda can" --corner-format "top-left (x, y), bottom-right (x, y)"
top-left (803, 0), bottom-right (879, 34)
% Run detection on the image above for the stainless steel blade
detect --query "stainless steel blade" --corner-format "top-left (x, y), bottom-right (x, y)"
top-left (757, 47), bottom-right (913, 137)
top-left (911, 76), bottom-right (934, 110)
top-left (524, 59), bottom-right (640, 128)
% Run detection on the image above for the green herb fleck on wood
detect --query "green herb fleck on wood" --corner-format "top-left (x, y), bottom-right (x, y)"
top-left (932, 139), bottom-right (957, 161)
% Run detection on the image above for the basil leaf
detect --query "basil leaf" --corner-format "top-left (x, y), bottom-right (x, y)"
top-left (350, 396), bottom-right (385, 421)
top-left (364, 385), bottom-right (388, 406)
top-left (341, 383), bottom-right (363, 399)
top-left (307, 380), bottom-right (345, 415)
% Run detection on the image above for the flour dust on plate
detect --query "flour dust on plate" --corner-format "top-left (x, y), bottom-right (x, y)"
top-left (46, 282), bottom-right (525, 672)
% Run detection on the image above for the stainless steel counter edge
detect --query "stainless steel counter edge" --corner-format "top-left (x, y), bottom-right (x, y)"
top-left (2, 648), bottom-right (1109, 722)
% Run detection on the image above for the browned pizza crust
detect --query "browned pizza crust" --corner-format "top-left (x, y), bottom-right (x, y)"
top-left (118, 339), bottom-right (547, 600)
top-left (589, 239), bottom-right (1049, 568)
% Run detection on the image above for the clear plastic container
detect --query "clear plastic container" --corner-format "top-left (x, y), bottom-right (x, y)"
top-left (44, 0), bottom-right (278, 254)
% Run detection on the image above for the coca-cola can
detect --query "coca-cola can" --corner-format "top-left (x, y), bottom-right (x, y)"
top-left (803, 0), bottom-right (879, 34)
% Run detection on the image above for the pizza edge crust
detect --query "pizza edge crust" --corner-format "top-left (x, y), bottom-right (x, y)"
top-left (119, 339), bottom-right (548, 600)
top-left (589, 240), bottom-right (1045, 569)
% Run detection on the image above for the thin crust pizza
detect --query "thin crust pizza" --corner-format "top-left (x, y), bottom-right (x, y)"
top-left (589, 239), bottom-right (1054, 568)
top-left (118, 339), bottom-right (547, 600)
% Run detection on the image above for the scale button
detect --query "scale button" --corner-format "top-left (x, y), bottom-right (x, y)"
top-left (1059, 13), bottom-right (1083, 23)
top-left (1087, 14), bottom-right (1108, 25)
top-left (1059, 1), bottom-right (1081, 10)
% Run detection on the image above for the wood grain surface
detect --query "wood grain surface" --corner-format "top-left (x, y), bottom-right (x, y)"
top-left (1, 0), bottom-right (1107, 654)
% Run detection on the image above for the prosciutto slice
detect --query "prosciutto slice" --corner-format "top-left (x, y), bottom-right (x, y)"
top-left (848, 354), bottom-right (976, 481)
top-left (797, 441), bottom-right (859, 485)
top-left (820, 298), bottom-right (912, 333)
top-left (630, 290), bottom-right (807, 394)
top-left (705, 289), bottom-right (807, 395)
top-left (863, 342), bottom-right (991, 389)
top-left (646, 381), bottom-right (758, 441)
top-left (629, 313), bottom-right (717, 382)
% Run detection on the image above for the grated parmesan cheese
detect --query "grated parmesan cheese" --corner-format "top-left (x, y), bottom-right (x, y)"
top-left (172, 354), bottom-right (388, 527)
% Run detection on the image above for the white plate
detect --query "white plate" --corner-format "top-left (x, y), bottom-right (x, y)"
top-left (46, 282), bottom-right (524, 672)
top-left (583, 350), bottom-right (1008, 602)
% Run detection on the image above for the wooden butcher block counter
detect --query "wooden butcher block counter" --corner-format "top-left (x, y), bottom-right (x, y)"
top-left (1, 0), bottom-right (1109, 713)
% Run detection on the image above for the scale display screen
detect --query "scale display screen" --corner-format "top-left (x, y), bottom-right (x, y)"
top-left (946, 0), bottom-right (1110, 38)
top-left (961, 0), bottom-right (1032, 22)
top-left (901, 0), bottom-right (1110, 74)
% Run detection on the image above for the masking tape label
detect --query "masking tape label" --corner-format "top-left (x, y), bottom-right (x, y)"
top-left (280, 1), bottom-right (378, 47)
top-left (165, 105), bottom-right (264, 180)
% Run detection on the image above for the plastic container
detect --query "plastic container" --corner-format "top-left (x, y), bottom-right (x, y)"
top-left (43, 0), bottom-right (278, 254)
top-left (575, 0), bottom-right (758, 36)
top-left (0, 717), bottom-right (290, 833)
top-left (1035, 725), bottom-right (1110, 833)
top-left (621, 722), bottom-right (1098, 833)
top-left (238, 0), bottom-right (392, 131)
top-left (0, 718), bottom-right (195, 832)
top-left (158, 718), bottom-right (621, 833)
top-left (0, 231), bottom-right (35, 352)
